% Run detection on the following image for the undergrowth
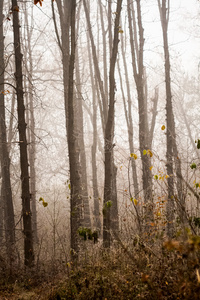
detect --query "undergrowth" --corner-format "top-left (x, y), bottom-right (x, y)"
top-left (1, 233), bottom-right (200, 299)
top-left (48, 233), bottom-right (200, 299)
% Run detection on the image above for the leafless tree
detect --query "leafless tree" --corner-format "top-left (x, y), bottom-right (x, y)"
top-left (12, 0), bottom-right (34, 267)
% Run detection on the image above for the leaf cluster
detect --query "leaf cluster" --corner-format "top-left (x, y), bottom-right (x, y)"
top-left (78, 227), bottom-right (98, 244)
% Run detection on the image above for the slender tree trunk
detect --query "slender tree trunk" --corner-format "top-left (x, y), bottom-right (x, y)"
top-left (53, 0), bottom-right (70, 134)
top-left (0, 0), bottom-right (15, 255)
top-left (120, 31), bottom-right (139, 199)
top-left (103, 0), bottom-right (122, 248)
top-left (24, 3), bottom-right (38, 243)
top-left (12, 0), bottom-right (34, 267)
top-left (75, 14), bottom-right (91, 227)
top-left (158, 0), bottom-right (175, 237)
top-left (127, 0), bottom-right (154, 229)
top-left (67, 0), bottom-right (82, 257)
top-left (98, 0), bottom-right (108, 104)
top-left (149, 88), bottom-right (159, 149)
top-left (7, 92), bottom-right (16, 153)
top-left (83, 0), bottom-right (107, 131)
top-left (86, 31), bottom-right (101, 232)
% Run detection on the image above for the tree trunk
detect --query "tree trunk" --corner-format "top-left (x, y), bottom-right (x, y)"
top-left (75, 23), bottom-right (91, 227)
top-left (103, 0), bottom-right (122, 248)
top-left (86, 31), bottom-right (101, 232)
top-left (158, 0), bottom-right (176, 237)
top-left (67, 0), bottom-right (82, 257)
top-left (24, 3), bottom-right (38, 243)
top-left (0, 0), bottom-right (15, 254)
top-left (12, 0), bottom-right (34, 267)
top-left (54, 0), bottom-right (70, 134)
top-left (120, 31), bottom-right (139, 200)
top-left (127, 0), bottom-right (154, 229)
top-left (83, 0), bottom-right (107, 131)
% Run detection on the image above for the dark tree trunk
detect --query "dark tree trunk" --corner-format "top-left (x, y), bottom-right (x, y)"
top-left (0, 0), bottom-right (15, 253)
top-left (103, 0), bottom-right (122, 248)
top-left (67, 0), bottom-right (82, 256)
top-left (12, 0), bottom-right (34, 267)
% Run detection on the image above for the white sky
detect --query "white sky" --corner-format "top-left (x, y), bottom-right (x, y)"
top-left (142, 0), bottom-right (200, 73)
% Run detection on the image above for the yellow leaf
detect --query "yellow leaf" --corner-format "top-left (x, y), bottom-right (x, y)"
top-left (149, 166), bottom-right (153, 171)
top-left (154, 175), bottom-right (158, 180)
top-left (147, 149), bottom-right (153, 157)
top-left (43, 201), bottom-right (48, 207)
top-left (39, 197), bottom-right (48, 208)
top-left (134, 199), bottom-right (138, 205)
top-left (143, 149), bottom-right (147, 155)
top-left (165, 281), bottom-right (168, 285)
top-left (165, 175), bottom-right (169, 179)
top-left (161, 125), bottom-right (165, 130)
top-left (130, 197), bottom-right (133, 202)
top-left (130, 153), bottom-right (137, 160)
top-left (118, 30), bottom-right (124, 33)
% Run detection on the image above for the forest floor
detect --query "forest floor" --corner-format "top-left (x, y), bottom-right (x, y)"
top-left (1, 235), bottom-right (200, 299)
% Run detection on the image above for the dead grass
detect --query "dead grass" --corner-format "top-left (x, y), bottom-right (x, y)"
top-left (1, 234), bottom-right (200, 299)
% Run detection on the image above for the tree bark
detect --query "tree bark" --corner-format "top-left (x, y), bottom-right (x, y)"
top-left (67, 0), bottom-right (82, 257)
top-left (86, 30), bottom-right (101, 233)
top-left (83, 0), bottom-right (107, 132)
top-left (24, 3), bottom-right (38, 243)
top-left (53, 0), bottom-right (70, 134)
top-left (120, 31), bottom-right (139, 200)
top-left (103, 0), bottom-right (122, 248)
top-left (0, 0), bottom-right (15, 253)
top-left (158, 0), bottom-right (177, 237)
top-left (127, 0), bottom-right (154, 229)
top-left (12, 0), bottom-right (34, 267)
top-left (75, 47), bottom-right (91, 228)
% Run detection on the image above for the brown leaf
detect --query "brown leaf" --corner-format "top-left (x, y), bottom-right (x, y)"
top-left (141, 273), bottom-right (149, 283)
top-left (34, 0), bottom-right (43, 6)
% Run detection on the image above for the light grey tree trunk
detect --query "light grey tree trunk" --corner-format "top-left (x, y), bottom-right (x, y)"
top-left (158, 0), bottom-right (178, 237)
top-left (86, 30), bottom-right (101, 233)
top-left (24, 3), bottom-right (38, 243)
top-left (127, 0), bottom-right (154, 230)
